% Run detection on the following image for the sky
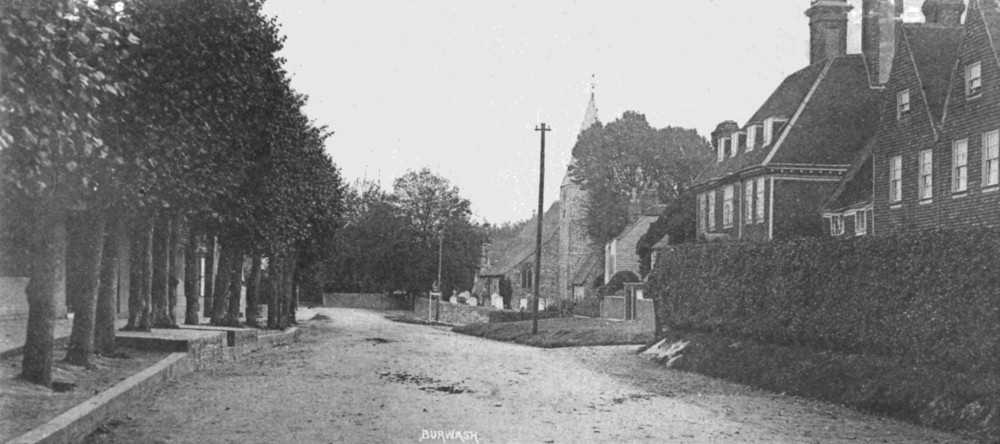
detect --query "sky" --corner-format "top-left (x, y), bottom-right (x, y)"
top-left (260, 0), bottom-right (938, 225)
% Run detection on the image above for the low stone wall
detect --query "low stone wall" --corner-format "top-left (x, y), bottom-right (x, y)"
top-left (601, 296), bottom-right (626, 320)
top-left (322, 292), bottom-right (412, 311)
top-left (414, 297), bottom-right (492, 326)
top-left (600, 297), bottom-right (655, 329)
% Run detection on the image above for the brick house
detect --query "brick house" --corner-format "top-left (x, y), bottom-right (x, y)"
top-left (690, 0), bottom-right (883, 241)
top-left (826, 0), bottom-right (1000, 236)
top-left (873, 0), bottom-right (1000, 233)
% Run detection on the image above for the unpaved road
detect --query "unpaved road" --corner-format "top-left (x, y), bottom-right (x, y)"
top-left (86, 308), bottom-right (971, 444)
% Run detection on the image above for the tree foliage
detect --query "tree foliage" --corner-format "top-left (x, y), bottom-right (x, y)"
top-left (569, 111), bottom-right (713, 247)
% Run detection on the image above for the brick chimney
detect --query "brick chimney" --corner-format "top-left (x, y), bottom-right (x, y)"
top-left (922, 0), bottom-right (965, 26)
top-left (862, 0), bottom-right (898, 85)
top-left (806, 0), bottom-right (853, 65)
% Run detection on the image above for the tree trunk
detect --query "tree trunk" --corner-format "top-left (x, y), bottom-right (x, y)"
top-left (279, 254), bottom-right (295, 328)
top-left (245, 255), bottom-right (262, 328)
top-left (124, 215), bottom-right (152, 331)
top-left (150, 214), bottom-right (175, 327)
top-left (64, 209), bottom-right (107, 367)
top-left (267, 255), bottom-right (281, 329)
top-left (202, 235), bottom-right (216, 318)
top-left (167, 216), bottom-right (182, 325)
top-left (183, 223), bottom-right (200, 325)
top-left (210, 242), bottom-right (234, 325)
top-left (95, 215), bottom-right (123, 355)
top-left (223, 248), bottom-right (243, 326)
top-left (21, 202), bottom-right (67, 386)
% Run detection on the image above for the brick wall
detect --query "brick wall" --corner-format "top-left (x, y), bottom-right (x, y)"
top-left (414, 297), bottom-right (492, 326)
top-left (773, 179), bottom-right (838, 239)
top-left (322, 293), bottom-right (412, 310)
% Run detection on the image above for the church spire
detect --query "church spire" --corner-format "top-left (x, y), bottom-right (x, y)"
top-left (580, 75), bottom-right (599, 133)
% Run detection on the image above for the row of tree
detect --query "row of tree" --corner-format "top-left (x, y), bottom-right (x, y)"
top-left (323, 168), bottom-right (483, 298)
top-left (1, 0), bottom-right (344, 387)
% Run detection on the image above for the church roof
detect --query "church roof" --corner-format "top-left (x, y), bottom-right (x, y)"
top-left (562, 89), bottom-right (601, 189)
top-left (480, 202), bottom-right (560, 277)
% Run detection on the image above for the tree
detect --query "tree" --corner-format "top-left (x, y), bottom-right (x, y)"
top-left (569, 111), bottom-right (713, 248)
top-left (1, 0), bottom-right (136, 381)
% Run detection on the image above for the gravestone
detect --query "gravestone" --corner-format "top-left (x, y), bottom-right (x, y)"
top-left (491, 294), bottom-right (503, 309)
top-left (467, 297), bottom-right (477, 306)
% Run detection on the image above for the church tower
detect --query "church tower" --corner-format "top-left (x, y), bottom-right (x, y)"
top-left (558, 82), bottom-right (600, 301)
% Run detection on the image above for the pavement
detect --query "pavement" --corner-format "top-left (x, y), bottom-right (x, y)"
top-left (82, 307), bottom-right (973, 444)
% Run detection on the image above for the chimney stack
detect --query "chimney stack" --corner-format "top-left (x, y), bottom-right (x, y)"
top-left (805, 0), bottom-right (853, 65)
top-left (922, 0), bottom-right (965, 26)
top-left (863, 0), bottom-right (898, 85)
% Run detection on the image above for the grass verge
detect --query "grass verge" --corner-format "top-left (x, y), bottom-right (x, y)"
top-left (453, 317), bottom-right (654, 348)
top-left (658, 329), bottom-right (1000, 442)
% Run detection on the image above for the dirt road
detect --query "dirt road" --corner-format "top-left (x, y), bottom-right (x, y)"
top-left (85, 308), bottom-right (971, 444)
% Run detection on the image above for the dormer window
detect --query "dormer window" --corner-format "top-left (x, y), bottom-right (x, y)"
top-left (734, 132), bottom-right (747, 156)
top-left (722, 137), bottom-right (732, 159)
top-left (717, 138), bottom-right (725, 162)
top-left (966, 61), bottom-right (982, 97)
top-left (746, 126), bottom-right (757, 151)
top-left (763, 117), bottom-right (787, 146)
top-left (897, 89), bottom-right (911, 119)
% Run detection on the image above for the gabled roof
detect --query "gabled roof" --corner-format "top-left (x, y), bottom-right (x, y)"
top-left (693, 55), bottom-right (879, 188)
top-left (480, 202), bottom-right (560, 277)
top-left (902, 24), bottom-right (964, 124)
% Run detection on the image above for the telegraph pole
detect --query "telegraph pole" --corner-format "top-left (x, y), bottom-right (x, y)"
top-left (532, 123), bottom-right (550, 334)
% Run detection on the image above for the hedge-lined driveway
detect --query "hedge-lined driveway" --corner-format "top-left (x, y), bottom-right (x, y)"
top-left (85, 308), bottom-right (971, 444)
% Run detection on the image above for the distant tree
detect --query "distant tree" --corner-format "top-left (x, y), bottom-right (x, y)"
top-left (570, 111), bottom-right (713, 248)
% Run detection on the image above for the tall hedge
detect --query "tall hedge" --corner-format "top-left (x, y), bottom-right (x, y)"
top-left (647, 230), bottom-right (1000, 373)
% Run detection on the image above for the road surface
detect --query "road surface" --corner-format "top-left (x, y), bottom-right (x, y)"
top-left (85, 308), bottom-right (970, 444)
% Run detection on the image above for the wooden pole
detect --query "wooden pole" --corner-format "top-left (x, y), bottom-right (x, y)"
top-left (532, 123), bottom-right (550, 334)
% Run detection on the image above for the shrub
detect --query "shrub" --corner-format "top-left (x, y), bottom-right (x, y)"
top-left (598, 270), bottom-right (640, 297)
top-left (647, 230), bottom-right (1000, 373)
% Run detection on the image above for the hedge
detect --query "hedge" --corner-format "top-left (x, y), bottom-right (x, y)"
top-left (647, 230), bottom-right (1000, 374)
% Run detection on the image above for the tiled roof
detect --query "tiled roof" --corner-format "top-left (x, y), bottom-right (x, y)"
top-left (480, 201), bottom-right (560, 276)
top-left (693, 55), bottom-right (878, 187)
top-left (821, 137), bottom-right (875, 213)
top-left (769, 56), bottom-right (880, 165)
top-left (981, 0), bottom-right (1000, 61)
top-left (903, 24), bottom-right (963, 123)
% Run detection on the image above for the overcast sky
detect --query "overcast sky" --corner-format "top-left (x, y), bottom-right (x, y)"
top-left (261, 0), bottom-right (937, 225)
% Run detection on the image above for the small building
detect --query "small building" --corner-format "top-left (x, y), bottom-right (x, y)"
top-left (604, 205), bottom-right (664, 283)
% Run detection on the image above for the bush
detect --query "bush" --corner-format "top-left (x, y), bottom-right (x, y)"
top-left (598, 270), bottom-right (640, 297)
top-left (647, 230), bottom-right (1000, 374)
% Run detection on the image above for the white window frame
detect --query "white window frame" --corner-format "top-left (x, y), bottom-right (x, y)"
top-left (733, 132), bottom-right (746, 157)
top-left (830, 215), bottom-right (844, 236)
top-left (746, 125), bottom-right (757, 151)
top-left (919, 149), bottom-right (933, 201)
top-left (952, 139), bottom-right (968, 193)
top-left (984, 130), bottom-right (1000, 188)
top-left (966, 61), bottom-right (983, 97)
top-left (755, 177), bottom-right (765, 223)
top-left (708, 190), bottom-right (717, 231)
top-left (717, 140), bottom-right (725, 162)
top-left (855, 210), bottom-right (867, 235)
top-left (890, 155), bottom-right (902, 203)
top-left (763, 117), bottom-right (787, 146)
top-left (744, 180), bottom-right (754, 225)
top-left (722, 185), bottom-right (734, 228)
top-left (896, 89), bottom-right (911, 120)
